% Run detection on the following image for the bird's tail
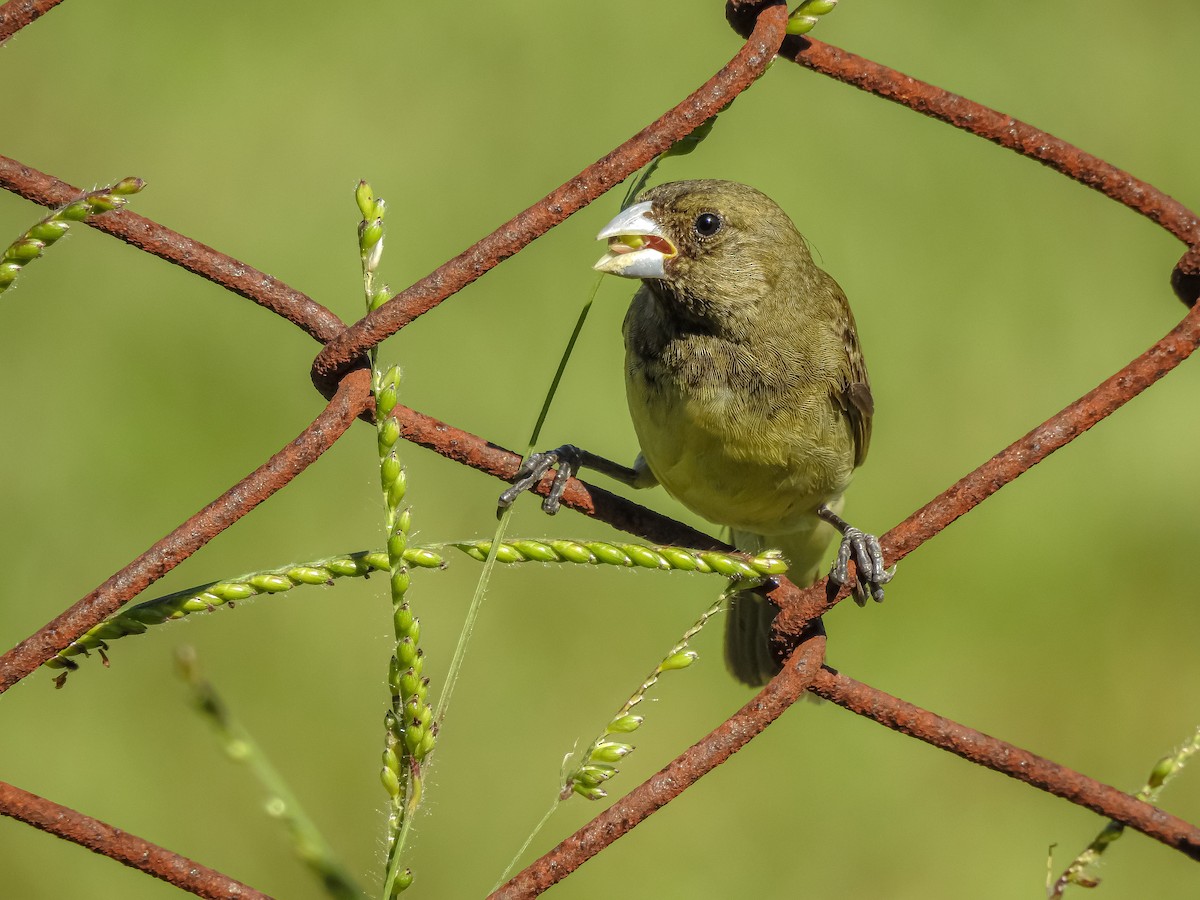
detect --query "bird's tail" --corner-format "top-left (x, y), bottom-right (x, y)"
top-left (725, 508), bottom-right (839, 687)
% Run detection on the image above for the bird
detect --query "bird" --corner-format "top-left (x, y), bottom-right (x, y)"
top-left (498, 179), bottom-right (890, 686)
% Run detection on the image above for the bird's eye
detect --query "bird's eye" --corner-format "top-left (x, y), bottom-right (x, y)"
top-left (693, 212), bottom-right (722, 237)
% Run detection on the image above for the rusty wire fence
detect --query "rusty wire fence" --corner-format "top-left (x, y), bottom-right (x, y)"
top-left (2, 1), bottom-right (1199, 897)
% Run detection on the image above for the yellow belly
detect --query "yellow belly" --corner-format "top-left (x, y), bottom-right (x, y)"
top-left (626, 369), bottom-right (854, 536)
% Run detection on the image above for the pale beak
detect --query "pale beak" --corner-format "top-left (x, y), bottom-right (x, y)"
top-left (592, 200), bottom-right (677, 279)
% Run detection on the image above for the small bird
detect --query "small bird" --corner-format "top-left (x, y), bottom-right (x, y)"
top-left (499, 179), bottom-right (890, 686)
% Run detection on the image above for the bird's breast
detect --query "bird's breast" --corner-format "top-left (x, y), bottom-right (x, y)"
top-left (624, 337), bottom-right (855, 535)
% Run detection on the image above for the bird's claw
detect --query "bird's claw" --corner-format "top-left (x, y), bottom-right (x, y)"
top-left (496, 445), bottom-right (583, 517)
top-left (828, 526), bottom-right (894, 607)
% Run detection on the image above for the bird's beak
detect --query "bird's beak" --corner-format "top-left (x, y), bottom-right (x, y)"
top-left (593, 201), bottom-right (676, 279)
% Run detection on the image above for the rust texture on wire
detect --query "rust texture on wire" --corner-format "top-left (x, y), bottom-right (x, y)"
top-left (784, 38), bottom-right (1200, 248)
top-left (308, 3), bottom-right (791, 396)
top-left (489, 629), bottom-right (828, 899)
top-left (808, 669), bottom-right (1200, 860)
top-left (0, 781), bottom-right (271, 899)
top-left (0, 368), bottom-right (373, 692)
top-left (390, 403), bottom-right (727, 552)
top-left (2, 0), bottom-right (1198, 895)
top-left (724, 7), bottom-right (1200, 253)
top-left (0, 157), bottom-right (347, 345)
top-left (0, 0), bottom-right (65, 44)
top-left (771, 300), bottom-right (1200, 644)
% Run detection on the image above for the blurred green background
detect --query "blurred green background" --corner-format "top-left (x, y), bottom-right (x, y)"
top-left (3, 2), bottom-right (1200, 897)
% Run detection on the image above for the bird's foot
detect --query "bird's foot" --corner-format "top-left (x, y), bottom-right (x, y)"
top-left (818, 505), bottom-right (894, 606)
top-left (496, 445), bottom-right (583, 517)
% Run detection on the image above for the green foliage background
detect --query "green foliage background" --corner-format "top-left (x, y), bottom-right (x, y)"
top-left (3, 2), bottom-right (1199, 897)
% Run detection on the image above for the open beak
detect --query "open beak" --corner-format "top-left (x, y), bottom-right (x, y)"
top-left (592, 201), bottom-right (676, 279)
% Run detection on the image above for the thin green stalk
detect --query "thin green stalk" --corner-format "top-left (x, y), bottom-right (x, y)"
top-left (495, 587), bottom-right (740, 886)
top-left (561, 591), bottom-right (730, 801)
top-left (493, 797), bottom-right (561, 892)
top-left (529, 288), bottom-right (599, 447)
top-left (434, 506), bottom-right (512, 727)
top-left (1048, 724), bottom-right (1200, 897)
top-left (434, 276), bottom-right (603, 728)
top-left (45, 549), bottom-right (442, 683)
top-left (442, 114), bottom-right (732, 728)
top-left (358, 181), bottom-right (431, 897)
top-left (0, 177), bottom-right (144, 295)
top-left (176, 647), bottom-right (367, 900)
top-left (447, 538), bottom-right (785, 577)
top-left (43, 537), bottom-right (773, 684)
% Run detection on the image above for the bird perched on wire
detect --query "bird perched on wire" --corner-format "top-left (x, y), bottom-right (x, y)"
top-left (499, 179), bottom-right (891, 686)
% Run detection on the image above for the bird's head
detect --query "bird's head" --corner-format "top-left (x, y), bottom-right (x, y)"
top-left (593, 179), bottom-right (811, 330)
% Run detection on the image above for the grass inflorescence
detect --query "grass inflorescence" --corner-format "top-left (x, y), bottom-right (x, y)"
top-left (0, 176), bottom-right (144, 295)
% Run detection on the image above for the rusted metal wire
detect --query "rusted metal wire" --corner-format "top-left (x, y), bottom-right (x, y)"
top-left (808, 668), bottom-right (1200, 860)
top-left (390, 404), bottom-right (727, 551)
top-left (788, 38), bottom-right (1200, 246)
top-left (0, 157), bottom-right (346, 344)
top-left (488, 629), bottom-right (828, 899)
top-left (728, 1), bottom-right (1200, 310)
top-left (308, 3), bottom-right (791, 397)
top-left (723, 10), bottom-right (1200, 253)
top-left (0, 0), bottom-right (66, 45)
top-left (0, 780), bottom-right (270, 898)
top-left (0, 368), bottom-right (373, 692)
top-left (771, 300), bottom-right (1200, 644)
top-left (2, 0), bottom-right (1198, 895)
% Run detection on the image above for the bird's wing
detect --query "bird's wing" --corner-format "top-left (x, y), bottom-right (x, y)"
top-left (837, 315), bottom-right (874, 469)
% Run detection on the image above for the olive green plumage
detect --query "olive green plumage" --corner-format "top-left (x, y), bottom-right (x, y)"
top-left (618, 180), bottom-right (874, 686)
